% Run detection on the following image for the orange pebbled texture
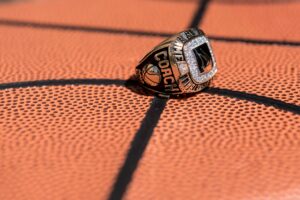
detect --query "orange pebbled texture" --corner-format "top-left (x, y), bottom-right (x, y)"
top-left (0, 0), bottom-right (300, 199)
top-left (211, 42), bottom-right (300, 105)
top-left (0, 0), bottom-right (196, 33)
top-left (0, 27), bottom-right (163, 83)
top-left (202, 1), bottom-right (300, 41)
top-left (125, 94), bottom-right (300, 200)
top-left (0, 85), bottom-right (152, 200)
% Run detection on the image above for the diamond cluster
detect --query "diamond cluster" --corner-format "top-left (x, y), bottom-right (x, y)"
top-left (178, 62), bottom-right (189, 75)
top-left (183, 36), bottom-right (217, 84)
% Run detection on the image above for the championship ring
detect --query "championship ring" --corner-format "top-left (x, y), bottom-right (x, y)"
top-left (136, 28), bottom-right (217, 97)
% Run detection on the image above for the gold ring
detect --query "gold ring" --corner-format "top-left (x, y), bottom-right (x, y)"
top-left (136, 28), bottom-right (217, 97)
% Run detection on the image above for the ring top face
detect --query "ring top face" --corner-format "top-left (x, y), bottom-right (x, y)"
top-left (136, 28), bottom-right (217, 96)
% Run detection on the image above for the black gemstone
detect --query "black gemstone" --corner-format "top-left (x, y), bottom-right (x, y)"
top-left (193, 43), bottom-right (211, 73)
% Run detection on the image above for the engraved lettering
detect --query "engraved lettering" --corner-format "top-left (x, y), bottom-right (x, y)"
top-left (158, 60), bottom-right (169, 69)
top-left (161, 68), bottom-right (173, 77)
top-left (154, 51), bottom-right (167, 61)
top-left (164, 76), bottom-right (175, 85)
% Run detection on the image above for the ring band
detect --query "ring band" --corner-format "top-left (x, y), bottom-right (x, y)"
top-left (136, 28), bottom-right (217, 97)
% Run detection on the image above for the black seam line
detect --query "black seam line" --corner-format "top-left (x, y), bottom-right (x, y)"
top-left (107, 97), bottom-right (168, 200)
top-left (1, 18), bottom-right (300, 47)
top-left (188, 0), bottom-right (210, 28)
top-left (209, 35), bottom-right (300, 47)
top-left (0, 79), bottom-right (125, 90)
top-left (205, 87), bottom-right (300, 115)
top-left (0, 79), bottom-right (299, 114)
top-left (107, 1), bottom-right (211, 200)
top-left (0, 19), bottom-right (172, 38)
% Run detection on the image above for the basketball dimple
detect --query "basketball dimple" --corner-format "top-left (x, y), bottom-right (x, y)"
top-left (143, 64), bottom-right (161, 87)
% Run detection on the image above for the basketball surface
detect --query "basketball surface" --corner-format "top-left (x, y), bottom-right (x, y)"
top-left (0, 0), bottom-right (299, 199)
